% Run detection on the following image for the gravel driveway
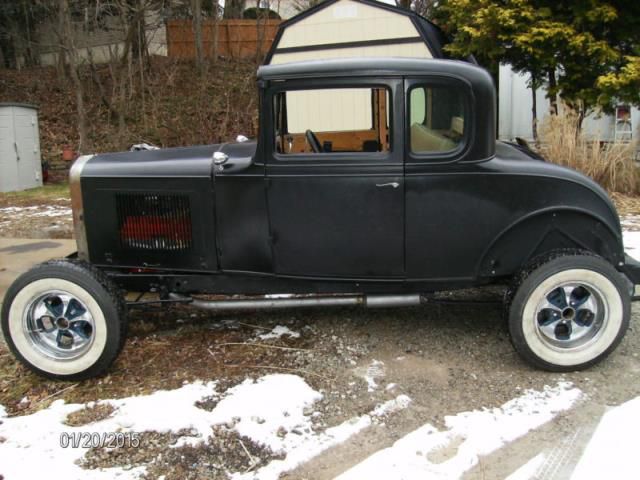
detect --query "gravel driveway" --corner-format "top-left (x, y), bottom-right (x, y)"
top-left (1, 200), bottom-right (640, 478)
top-left (1, 290), bottom-right (639, 479)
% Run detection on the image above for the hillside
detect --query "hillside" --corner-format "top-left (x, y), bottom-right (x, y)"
top-left (0, 57), bottom-right (258, 181)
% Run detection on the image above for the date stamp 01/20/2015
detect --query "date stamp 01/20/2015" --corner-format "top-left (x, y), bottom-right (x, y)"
top-left (59, 431), bottom-right (141, 449)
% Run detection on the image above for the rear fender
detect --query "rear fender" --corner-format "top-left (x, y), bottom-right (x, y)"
top-left (476, 207), bottom-right (624, 279)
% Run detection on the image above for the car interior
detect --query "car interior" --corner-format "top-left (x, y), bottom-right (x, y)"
top-left (273, 84), bottom-right (465, 156)
top-left (273, 87), bottom-right (390, 154)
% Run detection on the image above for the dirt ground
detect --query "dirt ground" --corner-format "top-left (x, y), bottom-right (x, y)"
top-left (0, 184), bottom-right (73, 239)
top-left (1, 293), bottom-right (639, 479)
top-left (2, 185), bottom-right (640, 478)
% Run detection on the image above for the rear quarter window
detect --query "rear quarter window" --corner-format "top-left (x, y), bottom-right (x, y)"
top-left (409, 85), bottom-right (466, 155)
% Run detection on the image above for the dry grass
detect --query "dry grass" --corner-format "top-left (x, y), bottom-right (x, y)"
top-left (610, 192), bottom-right (640, 216)
top-left (0, 306), bottom-right (311, 417)
top-left (64, 403), bottom-right (116, 426)
top-left (0, 184), bottom-right (69, 204)
top-left (537, 111), bottom-right (639, 194)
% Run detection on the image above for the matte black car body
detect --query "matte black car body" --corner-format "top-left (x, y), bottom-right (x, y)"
top-left (72, 58), bottom-right (637, 295)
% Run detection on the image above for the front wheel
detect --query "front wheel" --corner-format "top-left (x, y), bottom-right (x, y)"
top-left (1, 260), bottom-right (126, 380)
top-left (507, 253), bottom-right (630, 371)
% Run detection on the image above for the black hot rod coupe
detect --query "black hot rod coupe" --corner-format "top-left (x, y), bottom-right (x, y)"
top-left (2, 58), bottom-right (640, 380)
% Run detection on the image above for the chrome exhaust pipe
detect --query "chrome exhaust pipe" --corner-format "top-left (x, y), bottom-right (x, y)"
top-left (168, 293), bottom-right (424, 311)
top-left (365, 294), bottom-right (421, 308)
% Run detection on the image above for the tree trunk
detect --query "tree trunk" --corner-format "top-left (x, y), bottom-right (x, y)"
top-left (21, 0), bottom-right (38, 67)
top-left (255, 0), bottom-right (266, 64)
top-left (547, 69), bottom-right (558, 115)
top-left (224, 0), bottom-right (246, 19)
top-left (577, 108), bottom-right (585, 136)
top-left (192, 0), bottom-right (204, 73)
top-left (0, 35), bottom-right (17, 69)
top-left (531, 82), bottom-right (538, 142)
top-left (126, 0), bottom-right (149, 70)
top-left (59, 0), bottom-right (89, 153)
top-left (55, 0), bottom-right (67, 79)
top-left (211, 13), bottom-right (218, 64)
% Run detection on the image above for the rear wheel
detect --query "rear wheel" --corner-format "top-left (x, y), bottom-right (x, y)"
top-left (507, 253), bottom-right (630, 371)
top-left (1, 260), bottom-right (126, 380)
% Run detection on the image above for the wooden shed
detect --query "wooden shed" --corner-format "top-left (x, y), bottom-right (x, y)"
top-left (265, 0), bottom-right (455, 65)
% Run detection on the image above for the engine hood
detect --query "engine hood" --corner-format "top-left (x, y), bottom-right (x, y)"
top-left (80, 141), bottom-right (257, 178)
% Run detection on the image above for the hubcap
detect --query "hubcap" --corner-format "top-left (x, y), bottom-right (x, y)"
top-left (22, 291), bottom-right (95, 360)
top-left (535, 283), bottom-right (605, 349)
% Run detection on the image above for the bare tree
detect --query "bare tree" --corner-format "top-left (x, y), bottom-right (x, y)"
top-left (58, 0), bottom-right (89, 153)
top-left (394, 0), bottom-right (438, 18)
top-left (0, 0), bottom-right (49, 69)
top-left (291, 0), bottom-right (321, 12)
top-left (223, 0), bottom-right (246, 19)
top-left (192, 0), bottom-right (204, 73)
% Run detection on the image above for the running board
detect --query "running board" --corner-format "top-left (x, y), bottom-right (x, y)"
top-left (168, 293), bottom-right (423, 311)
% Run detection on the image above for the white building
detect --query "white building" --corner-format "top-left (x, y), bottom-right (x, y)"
top-left (499, 64), bottom-right (640, 143)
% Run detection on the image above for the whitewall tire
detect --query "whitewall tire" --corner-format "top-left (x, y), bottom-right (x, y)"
top-left (1, 261), bottom-right (126, 380)
top-left (508, 253), bottom-right (630, 371)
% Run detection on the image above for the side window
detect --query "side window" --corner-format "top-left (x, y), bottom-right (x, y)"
top-left (273, 87), bottom-right (390, 155)
top-left (409, 85), bottom-right (465, 154)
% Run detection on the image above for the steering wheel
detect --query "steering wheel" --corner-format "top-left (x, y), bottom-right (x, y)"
top-left (305, 129), bottom-right (322, 153)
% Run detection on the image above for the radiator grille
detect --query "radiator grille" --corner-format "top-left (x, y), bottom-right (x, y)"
top-left (116, 194), bottom-right (193, 251)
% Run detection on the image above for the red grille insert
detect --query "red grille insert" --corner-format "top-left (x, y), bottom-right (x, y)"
top-left (116, 194), bottom-right (193, 251)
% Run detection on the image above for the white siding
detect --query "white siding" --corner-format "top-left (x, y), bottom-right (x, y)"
top-left (499, 64), bottom-right (640, 142)
top-left (271, 41), bottom-right (430, 64)
top-left (277, 0), bottom-right (425, 48)
top-left (286, 88), bottom-right (372, 133)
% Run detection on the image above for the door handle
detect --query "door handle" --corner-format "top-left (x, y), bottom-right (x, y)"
top-left (376, 182), bottom-right (399, 188)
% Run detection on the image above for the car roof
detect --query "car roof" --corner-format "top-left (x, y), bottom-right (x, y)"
top-left (257, 57), bottom-right (488, 81)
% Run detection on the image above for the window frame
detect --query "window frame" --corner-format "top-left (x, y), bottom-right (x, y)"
top-left (405, 76), bottom-right (474, 164)
top-left (267, 78), bottom-right (399, 165)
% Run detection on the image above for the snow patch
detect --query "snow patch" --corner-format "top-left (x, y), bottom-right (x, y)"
top-left (0, 375), bottom-right (411, 480)
top-left (0, 381), bottom-right (218, 479)
top-left (335, 382), bottom-right (581, 480)
top-left (234, 395), bottom-right (412, 480)
top-left (208, 375), bottom-right (321, 453)
top-left (361, 359), bottom-right (385, 392)
top-left (623, 229), bottom-right (640, 261)
top-left (570, 396), bottom-right (640, 480)
top-left (371, 395), bottom-right (411, 417)
top-left (505, 453), bottom-right (546, 480)
top-left (258, 325), bottom-right (300, 340)
top-left (0, 205), bottom-right (71, 218)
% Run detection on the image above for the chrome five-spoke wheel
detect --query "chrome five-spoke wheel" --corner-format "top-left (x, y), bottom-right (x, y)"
top-left (2, 261), bottom-right (125, 380)
top-left (24, 291), bottom-right (95, 360)
top-left (535, 283), bottom-right (605, 349)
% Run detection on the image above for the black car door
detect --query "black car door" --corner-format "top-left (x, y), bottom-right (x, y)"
top-left (265, 78), bottom-right (405, 278)
top-left (403, 77), bottom-right (478, 281)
